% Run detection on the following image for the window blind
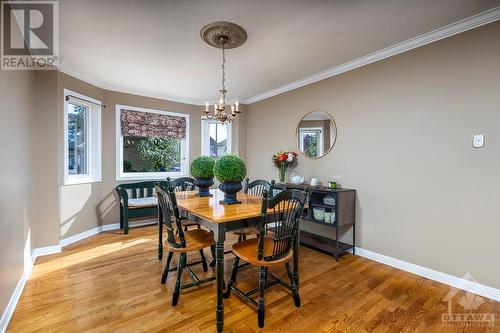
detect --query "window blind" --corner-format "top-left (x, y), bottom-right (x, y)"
top-left (120, 109), bottom-right (186, 139)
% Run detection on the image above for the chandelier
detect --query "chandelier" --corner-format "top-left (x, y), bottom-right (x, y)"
top-left (201, 22), bottom-right (247, 124)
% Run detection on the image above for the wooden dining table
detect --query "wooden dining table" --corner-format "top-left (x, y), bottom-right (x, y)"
top-left (175, 188), bottom-right (300, 333)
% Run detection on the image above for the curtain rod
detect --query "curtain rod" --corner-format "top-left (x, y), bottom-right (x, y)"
top-left (65, 95), bottom-right (106, 108)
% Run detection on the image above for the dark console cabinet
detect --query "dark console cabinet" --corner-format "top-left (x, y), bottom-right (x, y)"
top-left (273, 183), bottom-right (356, 260)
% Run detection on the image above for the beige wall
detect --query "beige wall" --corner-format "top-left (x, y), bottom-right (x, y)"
top-left (31, 71), bottom-right (60, 248)
top-left (0, 70), bottom-right (34, 317)
top-left (32, 72), bottom-right (247, 245)
top-left (246, 22), bottom-right (500, 289)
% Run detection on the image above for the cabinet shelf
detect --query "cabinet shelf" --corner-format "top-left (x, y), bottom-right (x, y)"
top-left (299, 230), bottom-right (354, 257)
top-left (302, 217), bottom-right (336, 227)
top-left (309, 203), bottom-right (336, 209)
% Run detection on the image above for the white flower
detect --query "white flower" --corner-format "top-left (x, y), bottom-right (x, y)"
top-left (287, 153), bottom-right (294, 162)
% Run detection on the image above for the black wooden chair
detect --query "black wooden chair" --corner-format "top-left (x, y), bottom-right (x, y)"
top-left (223, 188), bottom-right (308, 328)
top-left (167, 177), bottom-right (200, 230)
top-left (158, 177), bottom-right (200, 260)
top-left (116, 181), bottom-right (168, 234)
top-left (156, 185), bottom-right (216, 306)
top-left (231, 178), bottom-right (275, 241)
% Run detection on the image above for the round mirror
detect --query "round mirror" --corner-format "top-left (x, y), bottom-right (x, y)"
top-left (296, 111), bottom-right (337, 159)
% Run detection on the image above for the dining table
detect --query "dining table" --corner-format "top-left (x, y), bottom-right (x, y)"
top-left (175, 188), bottom-right (300, 333)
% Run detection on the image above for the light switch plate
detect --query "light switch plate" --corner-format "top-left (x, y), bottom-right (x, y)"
top-left (473, 134), bottom-right (484, 148)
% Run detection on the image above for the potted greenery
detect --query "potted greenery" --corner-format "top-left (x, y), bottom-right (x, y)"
top-left (214, 154), bottom-right (247, 204)
top-left (190, 156), bottom-right (216, 197)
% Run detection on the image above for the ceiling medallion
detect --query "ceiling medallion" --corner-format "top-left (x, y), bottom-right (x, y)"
top-left (201, 22), bottom-right (247, 124)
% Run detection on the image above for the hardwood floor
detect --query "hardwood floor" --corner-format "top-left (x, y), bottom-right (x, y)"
top-left (8, 226), bottom-right (499, 332)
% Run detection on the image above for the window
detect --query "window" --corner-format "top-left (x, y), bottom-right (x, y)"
top-left (63, 90), bottom-right (102, 185)
top-left (116, 105), bottom-right (189, 180)
top-left (201, 118), bottom-right (231, 157)
top-left (299, 127), bottom-right (323, 158)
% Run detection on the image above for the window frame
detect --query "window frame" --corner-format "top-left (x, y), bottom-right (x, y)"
top-left (115, 104), bottom-right (190, 181)
top-left (63, 89), bottom-right (102, 185)
top-left (201, 117), bottom-right (232, 158)
top-left (299, 127), bottom-right (324, 157)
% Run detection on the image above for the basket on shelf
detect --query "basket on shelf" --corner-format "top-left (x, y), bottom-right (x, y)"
top-left (313, 207), bottom-right (325, 221)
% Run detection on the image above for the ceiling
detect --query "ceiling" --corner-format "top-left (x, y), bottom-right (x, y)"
top-left (59, 0), bottom-right (500, 104)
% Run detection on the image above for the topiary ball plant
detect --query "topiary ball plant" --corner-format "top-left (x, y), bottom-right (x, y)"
top-left (190, 156), bottom-right (215, 178)
top-left (190, 156), bottom-right (215, 197)
top-left (214, 155), bottom-right (247, 204)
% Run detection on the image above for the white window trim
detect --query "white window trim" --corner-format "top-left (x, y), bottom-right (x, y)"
top-left (115, 104), bottom-right (190, 181)
top-left (63, 89), bottom-right (102, 185)
top-left (201, 117), bottom-right (232, 157)
top-left (299, 127), bottom-right (324, 157)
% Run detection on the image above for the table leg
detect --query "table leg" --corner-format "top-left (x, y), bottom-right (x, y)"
top-left (214, 226), bottom-right (226, 333)
top-left (293, 233), bottom-right (299, 288)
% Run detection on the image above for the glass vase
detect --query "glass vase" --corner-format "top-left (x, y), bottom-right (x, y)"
top-left (279, 166), bottom-right (286, 183)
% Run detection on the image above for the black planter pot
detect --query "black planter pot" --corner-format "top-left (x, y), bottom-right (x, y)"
top-left (195, 177), bottom-right (214, 197)
top-left (219, 181), bottom-right (243, 205)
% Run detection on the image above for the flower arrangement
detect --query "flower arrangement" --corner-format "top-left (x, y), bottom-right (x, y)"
top-left (272, 151), bottom-right (297, 183)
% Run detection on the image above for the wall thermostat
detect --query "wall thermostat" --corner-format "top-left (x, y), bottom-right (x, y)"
top-left (473, 134), bottom-right (484, 148)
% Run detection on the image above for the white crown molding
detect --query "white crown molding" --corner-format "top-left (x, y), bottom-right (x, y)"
top-left (57, 7), bottom-right (500, 107)
top-left (58, 65), bottom-right (207, 106)
top-left (244, 6), bottom-right (500, 104)
top-left (354, 247), bottom-right (500, 302)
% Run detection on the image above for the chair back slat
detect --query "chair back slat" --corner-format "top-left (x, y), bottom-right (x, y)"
top-left (258, 188), bottom-right (307, 262)
top-left (168, 177), bottom-right (196, 192)
top-left (156, 185), bottom-right (185, 249)
top-left (244, 178), bottom-right (275, 198)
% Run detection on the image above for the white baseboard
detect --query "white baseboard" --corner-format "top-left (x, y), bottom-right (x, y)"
top-left (0, 270), bottom-right (29, 333)
top-left (58, 220), bottom-right (155, 248)
top-left (354, 247), bottom-right (500, 302)
top-left (31, 244), bottom-right (62, 264)
top-left (59, 223), bottom-right (120, 248)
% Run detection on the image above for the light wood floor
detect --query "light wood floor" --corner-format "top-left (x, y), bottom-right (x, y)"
top-left (8, 226), bottom-right (499, 332)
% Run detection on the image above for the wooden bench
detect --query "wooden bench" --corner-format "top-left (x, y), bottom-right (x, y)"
top-left (116, 181), bottom-right (168, 234)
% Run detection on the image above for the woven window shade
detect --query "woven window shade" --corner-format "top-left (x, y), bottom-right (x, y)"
top-left (120, 109), bottom-right (186, 139)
